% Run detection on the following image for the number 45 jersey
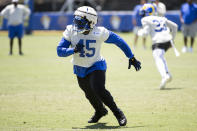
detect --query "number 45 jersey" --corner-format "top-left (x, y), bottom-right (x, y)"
top-left (63, 25), bottom-right (110, 68)
top-left (138, 16), bottom-right (177, 44)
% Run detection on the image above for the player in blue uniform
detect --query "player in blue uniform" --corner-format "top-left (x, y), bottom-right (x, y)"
top-left (132, 0), bottom-right (147, 49)
top-left (57, 6), bottom-right (141, 126)
top-left (180, 0), bottom-right (197, 53)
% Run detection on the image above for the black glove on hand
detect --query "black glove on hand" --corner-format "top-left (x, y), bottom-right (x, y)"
top-left (74, 44), bottom-right (84, 53)
top-left (128, 57), bottom-right (141, 71)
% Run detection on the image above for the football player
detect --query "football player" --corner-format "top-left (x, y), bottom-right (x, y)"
top-left (180, 0), bottom-right (197, 53)
top-left (57, 6), bottom-right (141, 126)
top-left (0, 0), bottom-right (30, 55)
top-left (132, 0), bottom-right (147, 49)
top-left (138, 4), bottom-right (178, 89)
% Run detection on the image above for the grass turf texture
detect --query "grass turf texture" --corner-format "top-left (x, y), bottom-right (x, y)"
top-left (0, 31), bottom-right (197, 131)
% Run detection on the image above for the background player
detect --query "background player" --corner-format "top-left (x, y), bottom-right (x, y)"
top-left (57, 6), bottom-right (141, 126)
top-left (138, 3), bottom-right (178, 89)
top-left (180, 0), bottom-right (197, 53)
top-left (132, 0), bottom-right (147, 49)
top-left (0, 0), bottom-right (30, 55)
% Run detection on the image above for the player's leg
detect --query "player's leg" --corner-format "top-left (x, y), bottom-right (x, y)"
top-left (18, 38), bottom-right (23, 55)
top-left (153, 49), bottom-right (168, 78)
top-left (133, 26), bottom-right (139, 49)
top-left (17, 24), bottom-right (24, 55)
top-left (182, 24), bottom-right (188, 53)
top-left (77, 75), bottom-right (107, 123)
top-left (134, 34), bottom-right (138, 48)
top-left (143, 37), bottom-right (147, 49)
top-left (189, 37), bottom-right (194, 52)
top-left (182, 36), bottom-right (188, 53)
top-left (89, 70), bottom-right (127, 126)
top-left (188, 22), bottom-right (197, 52)
top-left (153, 49), bottom-right (171, 89)
top-left (8, 26), bottom-right (15, 55)
top-left (9, 38), bottom-right (14, 55)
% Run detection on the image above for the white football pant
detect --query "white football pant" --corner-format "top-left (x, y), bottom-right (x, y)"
top-left (152, 49), bottom-right (170, 79)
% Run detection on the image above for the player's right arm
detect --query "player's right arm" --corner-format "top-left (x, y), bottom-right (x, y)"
top-left (132, 5), bottom-right (138, 26)
top-left (0, 6), bottom-right (9, 19)
top-left (103, 28), bottom-right (141, 71)
top-left (180, 4), bottom-right (184, 24)
top-left (57, 25), bottom-right (83, 57)
top-left (57, 37), bottom-right (74, 57)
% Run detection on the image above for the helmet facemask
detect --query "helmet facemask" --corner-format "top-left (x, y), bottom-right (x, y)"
top-left (73, 15), bottom-right (91, 33)
top-left (73, 6), bottom-right (98, 34)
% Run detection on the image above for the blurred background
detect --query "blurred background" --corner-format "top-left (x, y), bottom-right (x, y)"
top-left (0, 0), bottom-right (197, 33)
top-left (0, 0), bottom-right (192, 12)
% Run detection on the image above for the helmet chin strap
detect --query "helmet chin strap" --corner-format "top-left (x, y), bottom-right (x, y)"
top-left (13, 2), bottom-right (18, 8)
top-left (78, 28), bottom-right (92, 34)
top-left (83, 30), bottom-right (90, 35)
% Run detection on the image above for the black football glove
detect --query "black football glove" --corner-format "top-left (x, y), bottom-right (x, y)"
top-left (128, 57), bottom-right (141, 71)
top-left (74, 44), bottom-right (84, 53)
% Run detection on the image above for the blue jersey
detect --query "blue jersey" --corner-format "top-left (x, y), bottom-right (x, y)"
top-left (133, 4), bottom-right (143, 27)
top-left (181, 3), bottom-right (197, 24)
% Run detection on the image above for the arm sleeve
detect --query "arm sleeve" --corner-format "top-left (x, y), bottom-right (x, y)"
top-left (105, 31), bottom-right (134, 58)
top-left (57, 37), bottom-right (74, 57)
top-left (137, 18), bottom-right (150, 37)
top-left (132, 6), bottom-right (138, 25)
top-left (133, 6), bottom-right (138, 20)
top-left (166, 20), bottom-right (178, 40)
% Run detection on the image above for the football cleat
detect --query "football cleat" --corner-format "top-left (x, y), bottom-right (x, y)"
top-left (19, 52), bottom-right (24, 56)
top-left (188, 47), bottom-right (193, 53)
top-left (160, 74), bottom-right (172, 90)
top-left (88, 109), bottom-right (108, 123)
top-left (114, 109), bottom-right (127, 126)
top-left (181, 46), bottom-right (187, 53)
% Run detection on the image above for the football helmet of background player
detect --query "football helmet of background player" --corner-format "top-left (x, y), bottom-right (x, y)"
top-left (139, 3), bottom-right (157, 17)
top-left (73, 6), bottom-right (98, 34)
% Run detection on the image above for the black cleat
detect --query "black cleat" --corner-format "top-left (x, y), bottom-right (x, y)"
top-left (19, 52), bottom-right (24, 56)
top-left (88, 109), bottom-right (108, 123)
top-left (114, 109), bottom-right (127, 126)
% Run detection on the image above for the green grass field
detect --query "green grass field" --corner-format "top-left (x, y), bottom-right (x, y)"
top-left (0, 31), bottom-right (197, 131)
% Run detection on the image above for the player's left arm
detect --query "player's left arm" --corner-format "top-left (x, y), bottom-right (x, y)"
top-left (166, 19), bottom-right (178, 40)
top-left (105, 31), bottom-right (141, 71)
top-left (23, 6), bottom-right (31, 19)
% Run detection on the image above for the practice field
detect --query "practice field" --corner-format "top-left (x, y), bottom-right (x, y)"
top-left (0, 31), bottom-right (197, 131)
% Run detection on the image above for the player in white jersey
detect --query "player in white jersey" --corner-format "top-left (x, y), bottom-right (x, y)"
top-left (138, 3), bottom-right (178, 89)
top-left (0, 0), bottom-right (30, 55)
top-left (57, 6), bottom-right (141, 126)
